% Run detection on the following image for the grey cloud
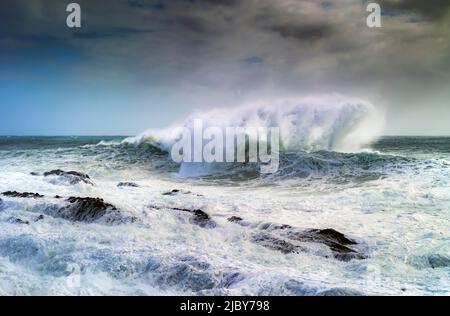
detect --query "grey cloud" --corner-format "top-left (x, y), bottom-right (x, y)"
top-left (378, 0), bottom-right (450, 20)
top-left (73, 27), bottom-right (156, 39)
top-left (1, 0), bottom-right (449, 134)
top-left (270, 22), bottom-right (332, 41)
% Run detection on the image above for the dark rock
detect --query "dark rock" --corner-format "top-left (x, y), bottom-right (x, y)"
top-left (228, 216), bottom-right (365, 262)
top-left (54, 195), bottom-right (62, 199)
top-left (251, 233), bottom-right (302, 254)
top-left (35, 215), bottom-right (45, 222)
top-left (162, 189), bottom-right (203, 196)
top-left (43, 169), bottom-right (93, 185)
top-left (9, 218), bottom-right (30, 225)
top-left (227, 216), bottom-right (243, 223)
top-left (428, 254), bottom-right (450, 269)
top-left (190, 209), bottom-right (215, 228)
top-left (2, 191), bottom-right (44, 198)
top-left (305, 228), bottom-right (357, 245)
top-left (283, 229), bottom-right (364, 261)
top-left (319, 288), bottom-right (364, 296)
top-left (58, 197), bottom-right (118, 223)
top-left (154, 257), bottom-right (217, 292)
top-left (169, 207), bottom-right (216, 228)
top-left (260, 222), bottom-right (293, 230)
top-left (220, 271), bottom-right (245, 288)
top-left (162, 189), bottom-right (181, 195)
top-left (332, 250), bottom-right (366, 262)
top-left (30, 172), bottom-right (39, 176)
top-left (117, 182), bottom-right (139, 188)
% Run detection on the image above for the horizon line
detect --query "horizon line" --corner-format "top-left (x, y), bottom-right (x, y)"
top-left (1, 134), bottom-right (450, 138)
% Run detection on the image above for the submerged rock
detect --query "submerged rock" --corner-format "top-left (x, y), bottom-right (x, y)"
top-left (162, 189), bottom-right (203, 196)
top-left (43, 169), bottom-right (93, 185)
top-left (428, 254), bottom-right (450, 269)
top-left (162, 189), bottom-right (182, 196)
top-left (117, 182), bottom-right (139, 188)
top-left (7, 217), bottom-right (30, 225)
top-left (318, 288), bottom-right (364, 296)
top-left (190, 209), bottom-right (216, 228)
top-left (153, 256), bottom-right (217, 292)
top-left (35, 215), bottom-right (45, 222)
top-left (251, 233), bottom-right (302, 254)
top-left (2, 191), bottom-right (44, 198)
top-left (227, 216), bottom-right (243, 223)
top-left (219, 271), bottom-right (245, 288)
top-left (169, 207), bottom-right (216, 228)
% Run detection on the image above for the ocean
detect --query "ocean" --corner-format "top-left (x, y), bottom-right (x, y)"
top-left (0, 134), bottom-right (448, 296)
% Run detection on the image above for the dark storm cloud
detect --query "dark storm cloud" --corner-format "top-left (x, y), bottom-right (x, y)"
top-left (1, 0), bottom-right (450, 134)
top-left (270, 22), bottom-right (332, 41)
top-left (127, 0), bottom-right (165, 10)
top-left (378, 0), bottom-right (450, 20)
top-left (175, 15), bottom-right (215, 34)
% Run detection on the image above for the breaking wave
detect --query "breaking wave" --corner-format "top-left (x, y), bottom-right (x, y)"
top-left (124, 95), bottom-right (384, 153)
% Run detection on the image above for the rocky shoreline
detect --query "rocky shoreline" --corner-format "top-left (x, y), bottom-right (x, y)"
top-left (1, 169), bottom-right (368, 263)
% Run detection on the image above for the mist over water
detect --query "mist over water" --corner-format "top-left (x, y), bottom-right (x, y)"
top-left (125, 96), bottom-right (384, 153)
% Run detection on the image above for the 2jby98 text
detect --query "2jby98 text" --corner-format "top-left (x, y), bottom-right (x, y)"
top-left (180, 300), bottom-right (270, 313)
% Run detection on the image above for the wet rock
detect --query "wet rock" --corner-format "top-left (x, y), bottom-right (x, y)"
top-left (117, 182), bottom-right (139, 188)
top-left (9, 218), bottom-right (30, 225)
top-left (251, 233), bottom-right (302, 254)
top-left (229, 217), bottom-right (365, 261)
top-left (43, 169), bottom-right (93, 185)
top-left (58, 197), bottom-right (118, 223)
top-left (2, 191), bottom-right (44, 198)
top-left (428, 254), bottom-right (450, 269)
top-left (318, 288), bottom-right (364, 296)
top-left (54, 195), bottom-right (62, 199)
top-left (35, 215), bottom-right (45, 222)
top-left (190, 209), bottom-right (216, 228)
top-left (162, 189), bottom-right (181, 195)
top-left (282, 228), bottom-right (365, 261)
top-left (220, 271), bottom-right (245, 288)
top-left (55, 197), bottom-right (139, 224)
top-left (162, 189), bottom-right (203, 196)
top-left (260, 222), bottom-right (293, 230)
top-left (227, 216), bottom-right (243, 223)
top-left (304, 228), bottom-right (357, 245)
top-left (30, 172), bottom-right (39, 176)
top-left (170, 207), bottom-right (216, 228)
top-left (154, 257), bottom-right (217, 292)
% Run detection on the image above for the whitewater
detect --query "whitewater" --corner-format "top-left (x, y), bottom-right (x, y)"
top-left (0, 98), bottom-right (449, 295)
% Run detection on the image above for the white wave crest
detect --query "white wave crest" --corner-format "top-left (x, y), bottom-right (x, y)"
top-left (124, 95), bottom-right (384, 152)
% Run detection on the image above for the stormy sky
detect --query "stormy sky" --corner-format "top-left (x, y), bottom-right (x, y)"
top-left (0, 0), bottom-right (449, 135)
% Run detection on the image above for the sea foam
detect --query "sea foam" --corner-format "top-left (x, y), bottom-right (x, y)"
top-left (124, 95), bottom-right (384, 153)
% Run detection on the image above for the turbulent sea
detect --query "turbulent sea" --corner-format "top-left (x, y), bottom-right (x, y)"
top-left (0, 135), bottom-right (449, 296)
